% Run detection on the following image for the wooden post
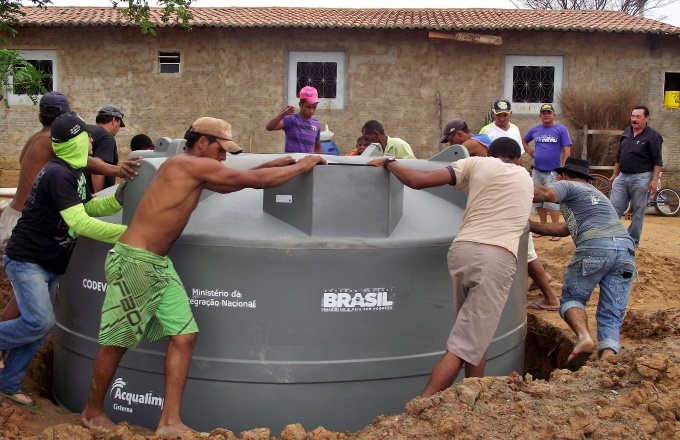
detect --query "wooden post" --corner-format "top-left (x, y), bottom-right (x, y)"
top-left (581, 124), bottom-right (588, 160)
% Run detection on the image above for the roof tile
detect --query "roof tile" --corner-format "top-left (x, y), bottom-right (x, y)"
top-left (15, 6), bottom-right (680, 35)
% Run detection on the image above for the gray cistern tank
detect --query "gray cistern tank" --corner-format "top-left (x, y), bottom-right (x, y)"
top-left (53, 140), bottom-right (528, 434)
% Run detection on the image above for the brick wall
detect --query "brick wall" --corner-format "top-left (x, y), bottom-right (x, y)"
top-left (1, 26), bottom-right (679, 188)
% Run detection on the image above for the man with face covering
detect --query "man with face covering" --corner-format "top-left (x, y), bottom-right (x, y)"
top-left (0, 112), bottom-right (127, 406)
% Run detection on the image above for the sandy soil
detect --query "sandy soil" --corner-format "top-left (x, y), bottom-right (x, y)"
top-left (0, 215), bottom-right (679, 440)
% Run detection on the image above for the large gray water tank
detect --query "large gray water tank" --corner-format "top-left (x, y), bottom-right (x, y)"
top-left (53, 145), bottom-right (528, 434)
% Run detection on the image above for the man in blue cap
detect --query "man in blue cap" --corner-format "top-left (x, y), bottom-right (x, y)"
top-left (0, 112), bottom-right (128, 406)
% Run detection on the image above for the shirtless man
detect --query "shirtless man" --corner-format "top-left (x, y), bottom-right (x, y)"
top-left (0, 92), bottom-right (139, 325)
top-left (80, 117), bottom-right (326, 436)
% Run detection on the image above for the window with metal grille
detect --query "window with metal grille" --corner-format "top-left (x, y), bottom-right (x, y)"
top-left (512, 66), bottom-right (555, 103)
top-left (296, 62), bottom-right (337, 99)
top-left (12, 59), bottom-right (53, 95)
top-left (6, 50), bottom-right (58, 106)
top-left (159, 51), bottom-right (180, 74)
top-left (288, 52), bottom-right (345, 109)
top-left (503, 56), bottom-right (563, 114)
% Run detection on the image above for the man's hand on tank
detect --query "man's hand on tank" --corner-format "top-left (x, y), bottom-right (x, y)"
top-left (115, 179), bottom-right (127, 205)
top-left (367, 158), bottom-right (387, 167)
top-left (272, 156), bottom-right (297, 167)
top-left (297, 155), bottom-right (327, 170)
top-left (118, 157), bottom-right (142, 180)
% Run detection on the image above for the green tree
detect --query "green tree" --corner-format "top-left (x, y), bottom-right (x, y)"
top-left (0, 48), bottom-right (49, 108)
top-left (1, 1), bottom-right (194, 37)
top-left (0, 1), bottom-right (193, 108)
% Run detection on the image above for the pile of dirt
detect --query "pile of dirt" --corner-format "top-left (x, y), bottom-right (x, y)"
top-left (0, 215), bottom-right (679, 439)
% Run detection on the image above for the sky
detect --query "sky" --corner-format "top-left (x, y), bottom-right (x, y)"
top-left (46, 0), bottom-right (680, 28)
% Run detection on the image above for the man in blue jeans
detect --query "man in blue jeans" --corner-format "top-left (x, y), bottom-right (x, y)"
top-left (523, 103), bottom-right (572, 241)
top-left (0, 112), bottom-right (127, 405)
top-left (531, 157), bottom-right (636, 371)
top-left (609, 105), bottom-right (663, 248)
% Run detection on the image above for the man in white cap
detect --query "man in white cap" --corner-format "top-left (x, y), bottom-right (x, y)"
top-left (480, 99), bottom-right (525, 154)
top-left (81, 117), bottom-right (326, 436)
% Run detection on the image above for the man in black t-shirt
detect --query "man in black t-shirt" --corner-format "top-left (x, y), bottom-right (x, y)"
top-left (0, 113), bottom-right (126, 406)
top-left (85, 104), bottom-right (125, 193)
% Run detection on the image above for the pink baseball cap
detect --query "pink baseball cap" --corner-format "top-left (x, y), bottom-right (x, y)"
top-left (299, 86), bottom-right (319, 104)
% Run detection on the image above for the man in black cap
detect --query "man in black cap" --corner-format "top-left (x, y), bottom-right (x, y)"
top-left (86, 104), bottom-right (126, 193)
top-left (0, 95), bottom-right (138, 334)
top-left (0, 112), bottom-right (128, 406)
top-left (439, 118), bottom-right (492, 157)
top-left (531, 157), bottom-right (636, 370)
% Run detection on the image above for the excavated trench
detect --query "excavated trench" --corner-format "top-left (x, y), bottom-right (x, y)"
top-left (524, 313), bottom-right (577, 380)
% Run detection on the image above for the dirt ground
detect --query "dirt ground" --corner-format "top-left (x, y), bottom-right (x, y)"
top-left (0, 214), bottom-right (679, 440)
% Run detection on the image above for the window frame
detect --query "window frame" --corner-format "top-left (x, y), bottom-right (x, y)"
top-left (287, 51), bottom-right (345, 110)
top-left (5, 49), bottom-right (58, 106)
top-left (503, 55), bottom-right (564, 114)
top-left (158, 51), bottom-right (181, 74)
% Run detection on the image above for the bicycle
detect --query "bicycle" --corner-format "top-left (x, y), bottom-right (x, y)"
top-left (588, 173), bottom-right (612, 198)
top-left (620, 173), bottom-right (680, 217)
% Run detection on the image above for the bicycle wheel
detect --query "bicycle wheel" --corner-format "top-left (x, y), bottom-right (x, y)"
top-left (589, 174), bottom-right (611, 198)
top-left (654, 188), bottom-right (680, 217)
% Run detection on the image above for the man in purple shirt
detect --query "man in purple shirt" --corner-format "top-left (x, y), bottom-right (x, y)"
top-left (266, 86), bottom-right (322, 153)
top-left (523, 103), bottom-right (572, 241)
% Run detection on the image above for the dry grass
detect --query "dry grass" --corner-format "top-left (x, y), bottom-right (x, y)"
top-left (559, 83), bottom-right (642, 166)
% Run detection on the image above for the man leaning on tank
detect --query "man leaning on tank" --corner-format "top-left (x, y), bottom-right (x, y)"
top-left (367, 137), bottom-right (533, 396)
top-left (80, 117), bottom-right (326, 436)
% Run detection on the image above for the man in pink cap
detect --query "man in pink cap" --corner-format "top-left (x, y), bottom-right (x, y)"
top-left (266, 85), bottom-right (322, 153)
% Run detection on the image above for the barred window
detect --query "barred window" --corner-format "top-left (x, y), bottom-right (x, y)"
top-left (503, 56), bottom-right (563, 114)
top-left (512, 66), bottom-right (555, 104)
top-left (6, 50), bottom-right (58, 106)
top-left (296, 62), bottom-right (337, 99)
top-left (288, 52), bottom-right (345, 109)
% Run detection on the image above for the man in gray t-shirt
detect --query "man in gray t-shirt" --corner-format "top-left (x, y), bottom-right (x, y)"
top-left (531, 157), bottom-right (636, 371)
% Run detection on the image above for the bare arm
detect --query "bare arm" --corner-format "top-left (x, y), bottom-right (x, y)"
top-left (314, 139), bottom-right (322, 154)
top-left (650, 165), bottom-right (662, 193)
top-left (204, 155), bottom-right (327, 193)
top-left (529, 220), bottom-right (569, 237)
top-left (265, 106), bottom-right (295, 131)
top-left (561, 146), bottom-right (571, 167)
top-left (367, 158), bottom-right (453, 189)
top-left (533, 184), bottom-right (559, 204)
top-left (251, 156), bottom-right (297, 170)
top-left (609, 162), bottom-right (620, 184)
top-left (462, 140), bottom-right (488, 157)
top-left (85, 156), bottom-right (142, 180)
top-left (523, 139), bottom-right (534, 158)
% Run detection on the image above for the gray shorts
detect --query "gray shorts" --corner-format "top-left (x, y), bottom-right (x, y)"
top-left (446, 241), bottom-right (517, 366)
top-left (0, 205), bottom-right (21, 253)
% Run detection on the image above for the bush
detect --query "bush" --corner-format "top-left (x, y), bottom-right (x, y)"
top-left (559, 83), bottom-right (641, 166)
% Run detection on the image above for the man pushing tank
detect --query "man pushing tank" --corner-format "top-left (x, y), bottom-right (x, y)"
top-left (80, 117), bottom-right (326, 436)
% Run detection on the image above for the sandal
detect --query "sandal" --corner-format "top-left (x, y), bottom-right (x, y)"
top-left (549, 236), bottom-right (561, 241)
top-left (532, 233), bottom-right (543, 238)
top-left (0, 390), bottom-right (33, 405)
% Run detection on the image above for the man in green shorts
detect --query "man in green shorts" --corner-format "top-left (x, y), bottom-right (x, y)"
top-left (80, 117), bottom-right (326, 436)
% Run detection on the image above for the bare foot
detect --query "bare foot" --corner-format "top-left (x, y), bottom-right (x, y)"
top-left (599, 348), bottom-right (616, 360)
top-left (80, 408), bottom-right (117, 432)
top-left (156, 422), bottom-right (197, 437)
top-left (565, 339), bottom-right (595, 371)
